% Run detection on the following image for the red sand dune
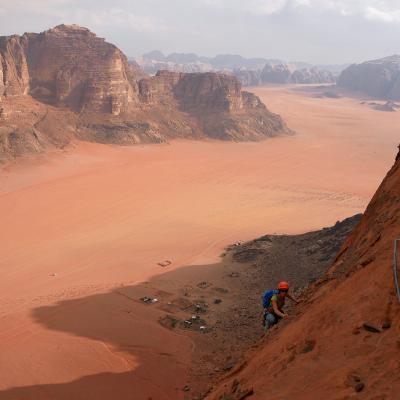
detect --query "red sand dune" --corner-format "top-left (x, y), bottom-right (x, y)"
top-left (0, 85), bottom-right (399, 399)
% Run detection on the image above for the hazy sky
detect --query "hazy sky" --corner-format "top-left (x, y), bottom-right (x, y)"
top-left (1, 0), bottom-right (400, 64)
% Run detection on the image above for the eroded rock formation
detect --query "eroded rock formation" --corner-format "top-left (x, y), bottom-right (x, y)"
top-left (232, 64), bottom-right (336, 86)
top-left (291, 67), bottom-right (336, 84)
top-left (137, 71), bottom-right (286, 140)
top-left (0, 25), bottom-right (289, 161)
top-left (259, 64), bottom-right (335, 85)
top-left (232, 70), bottom-right (263, 87)
top-left (0, 25), bottom-right (138, 114)
top-left (338, 55), bottom-right (400, 99)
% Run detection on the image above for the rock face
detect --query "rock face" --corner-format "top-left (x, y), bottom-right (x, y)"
top-left (0, 35), bottom-right (30, 97)
top-left (338, 55), bottom-right (400, 100)
top-left (1, 25), bottom-right (138, 114)
top-left (173, 72), bottom-right (244, 113)
top-left (0, 25), bottom-right (289, 161)
top-left (138, 71), bottom-right (286, 140)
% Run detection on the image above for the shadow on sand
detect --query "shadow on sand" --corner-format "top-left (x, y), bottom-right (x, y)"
top-left (0, 261), bottom-right (235, 400)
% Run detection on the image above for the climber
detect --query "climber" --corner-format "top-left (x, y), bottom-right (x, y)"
top-left (262, 281), bottom-right (299, 331)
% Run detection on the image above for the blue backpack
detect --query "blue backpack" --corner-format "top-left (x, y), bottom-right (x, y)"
top-left (262, 289), bottom-right (279, 308)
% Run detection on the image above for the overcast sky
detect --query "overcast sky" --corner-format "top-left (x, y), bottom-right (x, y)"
top-left (0, 0), bottom-right (400, 64)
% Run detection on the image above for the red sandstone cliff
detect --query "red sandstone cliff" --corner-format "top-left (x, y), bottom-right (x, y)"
top-left (0, 25), bottom-right (288, 161)
top-left (207, 146), bottom-right (400, 399)
top-left (137, 71), bottom-right (285, 140)
top-left (0, 25), bottom-right (138, 113)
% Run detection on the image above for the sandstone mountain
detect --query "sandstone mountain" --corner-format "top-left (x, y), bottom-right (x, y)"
top-left (233, 64), bottom-right (336, 87)
top-left (338, 55), bottom-right (400, 100)
top-left (260, 64), bottom-right (336, 85)
top-left (0, 25), bottom-right (288, 162)
top-left (260, 64), bottom-right (294, 84)
top-left (232, 70), bottom-right (263, 87)
top-left (138, 51), bottom-right (341, 87)
top-left (207, 144), bottom-right (400, 399)
top-left (291, 67), bottom-right (336, 84)
top-left (138, 51), bottom-right (347, 77)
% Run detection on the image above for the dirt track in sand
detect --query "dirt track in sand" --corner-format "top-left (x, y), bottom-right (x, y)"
top-left (0, 85), bottom-right (399, 399)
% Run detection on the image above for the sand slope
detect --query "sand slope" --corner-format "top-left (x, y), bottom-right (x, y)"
top-left (0, 85), bottom-right (399, 399)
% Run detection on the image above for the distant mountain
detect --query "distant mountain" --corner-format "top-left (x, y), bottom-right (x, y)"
top-left (138, 51), bottom-right (282, 74)
top-left (338, 55), bottom-right (400, 100)
top-left (143, 50), bottom-right (166, 61)
top-left (291, 68), bottom-right (336, 84)
top-left (260, 64), bottom-right (294, 84)
top-left (137, 51), bottom-right (346, 85)
top-left (232, 64), bottom-right (336, 86)
top-left (316, 63), bottom-right (350, 74)
top-left (210, 54), bottom-right (281, 70)
top-left (166, 53), bottom-right (205, 64)
top-left (139, 51), bottom-right (211, 74)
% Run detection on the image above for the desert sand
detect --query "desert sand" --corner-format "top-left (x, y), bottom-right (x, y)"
top-left (0, 85), bottom-right (399, 399)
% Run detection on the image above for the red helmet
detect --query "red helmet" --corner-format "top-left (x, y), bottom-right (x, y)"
top-left (278, 281), bottom-right (289, 290)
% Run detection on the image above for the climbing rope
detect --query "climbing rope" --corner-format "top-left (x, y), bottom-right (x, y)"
top-left (394, 238), bottom-right (400, 303)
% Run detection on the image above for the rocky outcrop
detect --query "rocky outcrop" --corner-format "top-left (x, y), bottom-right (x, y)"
top-left (0, 25), bottom-right (289, 161)
top-left (338, 55), bottom-right (400, 100)
top-left (137, 70), bottom-right (287, 141)
top-left (0, 25), bottom-right (138, 114)
top-left (173, 72), bottom-right (244, 113)
top-left (138, 70), bottom-right (183, 103)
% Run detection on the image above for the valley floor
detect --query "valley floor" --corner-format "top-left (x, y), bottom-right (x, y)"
top-left (0, 85), bottom-right (399, 399)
